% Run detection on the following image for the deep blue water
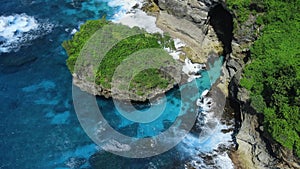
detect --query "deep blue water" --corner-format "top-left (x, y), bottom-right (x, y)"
top-left (0, 1), bottom-right (230, 169)
top-left (0, 1), bottom-right (118, 168)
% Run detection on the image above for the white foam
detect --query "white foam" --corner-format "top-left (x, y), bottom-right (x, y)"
top-left (182, 58), bottom-right (206, 82)
top-left (167, 38), bottom-right (207, 82)
top-left (197, 90), bottom-right (211, 108)
top-left (201, 89), bottom-right (209, 97)
top-left (108, 0), bottom-right (144, 20)
top-left (107, 0), bottom-right (162, 33)
top-left (200, 97), bottom-right (213, 112)
top-left (0, 13), bottom-right (54, 53)
top-left (180, 87), bottom-right (234, 169)
top-left (0, 14), bottom-right (38, 39)
top-left (180, 123), bottom-right (234, 169)
top-left (183, 58), bottom-right (203, 74)
top-left (214, 153), bottom-right (234, 169)
top-left (113, 10), bottom-right (163, 33)
top-left (168, 51), bottom-right (181, 60)
top-left (102, 139), bottom-right (131, 152)
top-left (70, 28), bottom-right (77, 35)
top-left (173, 38), bottom-right (186, 49)
top-left (164, 46), bottom-right (184, 60)
top-left (186, 152), bottom-right (234, 169)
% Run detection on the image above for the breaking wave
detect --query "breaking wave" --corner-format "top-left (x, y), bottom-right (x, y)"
top-left (0, 13), bottom-right (54, 53)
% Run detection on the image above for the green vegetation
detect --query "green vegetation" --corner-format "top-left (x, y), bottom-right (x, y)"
top-left (227, 0), bottom-right (266, 23)
top-left (129, 68), bottom-right (172, 96)
top-left (62, 17), bottom-right (110, 73)
top-left (228, 0), bottom-right (300, 157)
top-left (95, 33), bottom-right (175, 89)
top-left (62, 19), bottom-right (177, 98)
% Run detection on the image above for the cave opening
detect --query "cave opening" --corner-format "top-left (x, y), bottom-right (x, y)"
top-left (208, 3), bottom-right (233, 56)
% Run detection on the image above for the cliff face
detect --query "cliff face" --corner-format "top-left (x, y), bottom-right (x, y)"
top-left (227, 48), bottom-right (300, 168)
top-left (157, 0), bottom-right (215, 25)
top-left (154, 0), bottom-right (300, 168)
top-left (208, 4), bottom-right (233, 55)
top-left (228, 70), bottom-right (278, 169)
top-left (228, 68), bottom-right (300, 169)
top-left (224, 7), bottom-right (300, 169)
top-left (154, 0), bottom-right (235, 63)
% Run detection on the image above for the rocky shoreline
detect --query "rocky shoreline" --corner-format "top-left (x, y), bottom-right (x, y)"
top-left (72, 0), bottom-right (214, 102)
top-left (226, 59), bottom-right (300, 169)
top-left (150, 0), bottom-right (300, 168)
top-left (73, 0), bottom-right (299, 167)
top-left (72, 63), bottom-right (184, 102)
top-left (224, 4), bottom-right (300, 169)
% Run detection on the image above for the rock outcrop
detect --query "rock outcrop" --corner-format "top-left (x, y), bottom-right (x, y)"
top-left (73, 63), bottom-right (183, 102)
top-left (156, 11), bottom-right (223, 63)
top-left (157, 0), bottom-right (218, 27)
top-left (154, 0), bottom-right (233, 63)
top-left (208, 4), bottom-right (233, 55)
top-left (228, 69), bottom-right (278, 169)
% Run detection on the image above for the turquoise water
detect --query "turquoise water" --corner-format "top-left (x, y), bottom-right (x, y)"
top-left (98, 74), bottom-right (211, 138)
top-left (0, 0), bottom-right (232, 168)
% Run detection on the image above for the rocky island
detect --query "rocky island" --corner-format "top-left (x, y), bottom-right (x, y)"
top-left (62, 1), bottom-right (224, 102)
top-left (63, 19), bottom-right (186, 101)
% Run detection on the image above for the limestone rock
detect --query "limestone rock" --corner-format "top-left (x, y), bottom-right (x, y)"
top-left (156, 11), bottom-right (223, 63)
top-left (227, 58), bottom-right (242, 71)
top-left (188, 0), bottom-right (202, 9)
top-left (157, 0), bottom-right (223, 28)
top-left (188, 10), bottom-right (208, 23)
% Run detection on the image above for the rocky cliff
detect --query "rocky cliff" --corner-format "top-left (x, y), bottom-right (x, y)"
top-left (152, 0), bottom-right (300, 168)
top-left (151, 0), bottom-right (236, 63)
top-left (156, 0), bottom-right (213, 24)
top-left (228, 66), bottom-right (300, 169)
top-left (224, 6), bottom-right (300, 169)
top-left (155, 0), bottom-right (233, 55)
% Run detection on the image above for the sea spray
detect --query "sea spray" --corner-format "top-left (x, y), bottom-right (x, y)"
top-left (0, 13), bottom-right (54, 53)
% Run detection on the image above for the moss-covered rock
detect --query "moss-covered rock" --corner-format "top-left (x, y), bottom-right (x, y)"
top-left (63, 19), bottom-right (181, 101)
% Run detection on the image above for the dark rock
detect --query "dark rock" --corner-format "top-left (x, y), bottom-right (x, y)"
top-left (227, 67), bottom-right (236, 78)
top-left (227, 58), bottom-right (241, 71)
top-left (154, 0), bottom-right (299, 168)
top-left (208, 3), bottom-right (233, 55)
top-left (249, 2), bottom-right (266, 13)
top-left (153, 0), bottom-right (159, 6)
top-left (89, 152), bottom-right (125, 169)
top-left (228, 71), bottom-right (278, 168)
top-left (225, 57), bottom-right (243, 78)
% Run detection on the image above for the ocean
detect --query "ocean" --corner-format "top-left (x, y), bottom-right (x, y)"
top-left (0, 0), bottom-right (234, 168)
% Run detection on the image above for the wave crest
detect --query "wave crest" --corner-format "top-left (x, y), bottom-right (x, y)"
top-left (0, 13), bottom-right (54, 53)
